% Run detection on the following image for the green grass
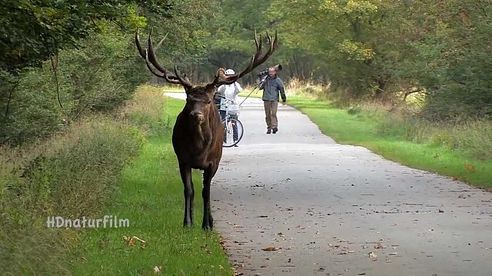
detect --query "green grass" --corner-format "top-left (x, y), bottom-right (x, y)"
top-left (288, 96), bottom-right (492, 188)
top-left (71, 96), bottom-right (233, 275)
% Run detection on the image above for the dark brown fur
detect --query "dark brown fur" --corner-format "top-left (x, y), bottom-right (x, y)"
top-left (172, 87), bottom-right (223, 229)
top-left (135, 29), bottom-right (277, 229)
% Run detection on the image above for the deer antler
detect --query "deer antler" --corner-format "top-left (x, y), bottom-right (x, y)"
top-left (210, 31), bottom-right (279, 87)
top-left (136, 29), bottom-right (278, 90)
top-left (135, 29), bottom-right (192, 90)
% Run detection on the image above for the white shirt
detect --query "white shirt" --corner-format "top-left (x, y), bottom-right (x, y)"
top-left (218, 82), bottom-right (242, 112)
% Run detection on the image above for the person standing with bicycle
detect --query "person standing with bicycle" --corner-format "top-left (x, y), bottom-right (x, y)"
top-left (217, 69), bottom-right (242, 145)
top-left (259, 66), bottom-right (286, 134)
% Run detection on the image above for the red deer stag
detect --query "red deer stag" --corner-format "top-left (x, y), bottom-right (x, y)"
top-left (135, 30), bottom-right (278, 229)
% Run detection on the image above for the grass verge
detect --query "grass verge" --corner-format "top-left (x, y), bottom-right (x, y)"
top-left (0, 118), bottom-right (144, 275)
top-left (288, 96), bottom-right (492, 188)
top-left (70, 89), bottom-right (233, 275)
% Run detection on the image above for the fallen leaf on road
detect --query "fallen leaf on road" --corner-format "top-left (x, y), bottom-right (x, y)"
top-left (262, 246), bottom-right (278, 251)
top-left (369, 251), bottom-right (378, 260)
top-left (374, 243), bottom-right (384, 249)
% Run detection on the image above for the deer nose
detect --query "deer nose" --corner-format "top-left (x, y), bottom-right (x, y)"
top-left (190, 111), bottom-right (205, 122)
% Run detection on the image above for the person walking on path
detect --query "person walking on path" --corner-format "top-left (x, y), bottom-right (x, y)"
top-left (260, 67), bottom-right (286, 134)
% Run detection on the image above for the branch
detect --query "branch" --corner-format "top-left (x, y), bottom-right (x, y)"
top-left (402, 88), bottom-right (425, 102)
top-left (4, 80), bottom-right (19, 118)
top-left (50, 54), bottom-right (63, 109)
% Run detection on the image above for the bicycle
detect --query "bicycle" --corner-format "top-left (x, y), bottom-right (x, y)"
top-left (219, 97), bottom-right (244, 147)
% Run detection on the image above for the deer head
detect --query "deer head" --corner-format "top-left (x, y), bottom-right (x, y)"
top-left (135, 29), bottom-right (278, 123)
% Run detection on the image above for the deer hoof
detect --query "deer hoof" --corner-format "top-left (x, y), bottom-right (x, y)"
top-left (202, 220), bottom-right (213, 230)
top-left (183, 220), bottom-right (193, 228)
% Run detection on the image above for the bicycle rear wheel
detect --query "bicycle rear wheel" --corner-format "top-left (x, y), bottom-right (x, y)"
top-left (222, 118), bottom-right (244, 147)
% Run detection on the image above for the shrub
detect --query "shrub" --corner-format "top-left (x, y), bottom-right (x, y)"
top-left (0, 118), bottom-right (144, 275)
top-left (119, 85), bottom-right (170, 135)
top-left (375, 109), bottom-right (492, 160)
top-left (0, 23), bottom-right (147, 145)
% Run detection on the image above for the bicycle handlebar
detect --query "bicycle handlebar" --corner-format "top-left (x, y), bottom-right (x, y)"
top-left (217, 96), bottom-right (236, 103)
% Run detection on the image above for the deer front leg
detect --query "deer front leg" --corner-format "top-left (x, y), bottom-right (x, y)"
top-left (179, 163), bottom-right (194, 227)
top-left (202, 167), bottom-right (214, 230)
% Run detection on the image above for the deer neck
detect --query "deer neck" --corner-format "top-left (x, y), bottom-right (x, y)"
top-left (189, 115), bottom-right (212, 148)
top-left (194, 121), bottom-right (208, 143)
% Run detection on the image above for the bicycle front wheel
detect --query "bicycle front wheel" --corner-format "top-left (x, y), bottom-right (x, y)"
top-left (222, 118), bottom-right (244, 147)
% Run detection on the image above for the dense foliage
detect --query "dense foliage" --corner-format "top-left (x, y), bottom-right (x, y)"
top-left (1, 0), bottom-right (490, 145)
top-left (0, 0), bottom-right (215, 144)
top-left (206, 0), bottom-right (492, 119)
top-left (276, 0), bottom-right (491, 118)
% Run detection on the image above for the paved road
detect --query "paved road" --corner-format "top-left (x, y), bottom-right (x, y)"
top-left (166, 93), bottom-right (492, 276)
